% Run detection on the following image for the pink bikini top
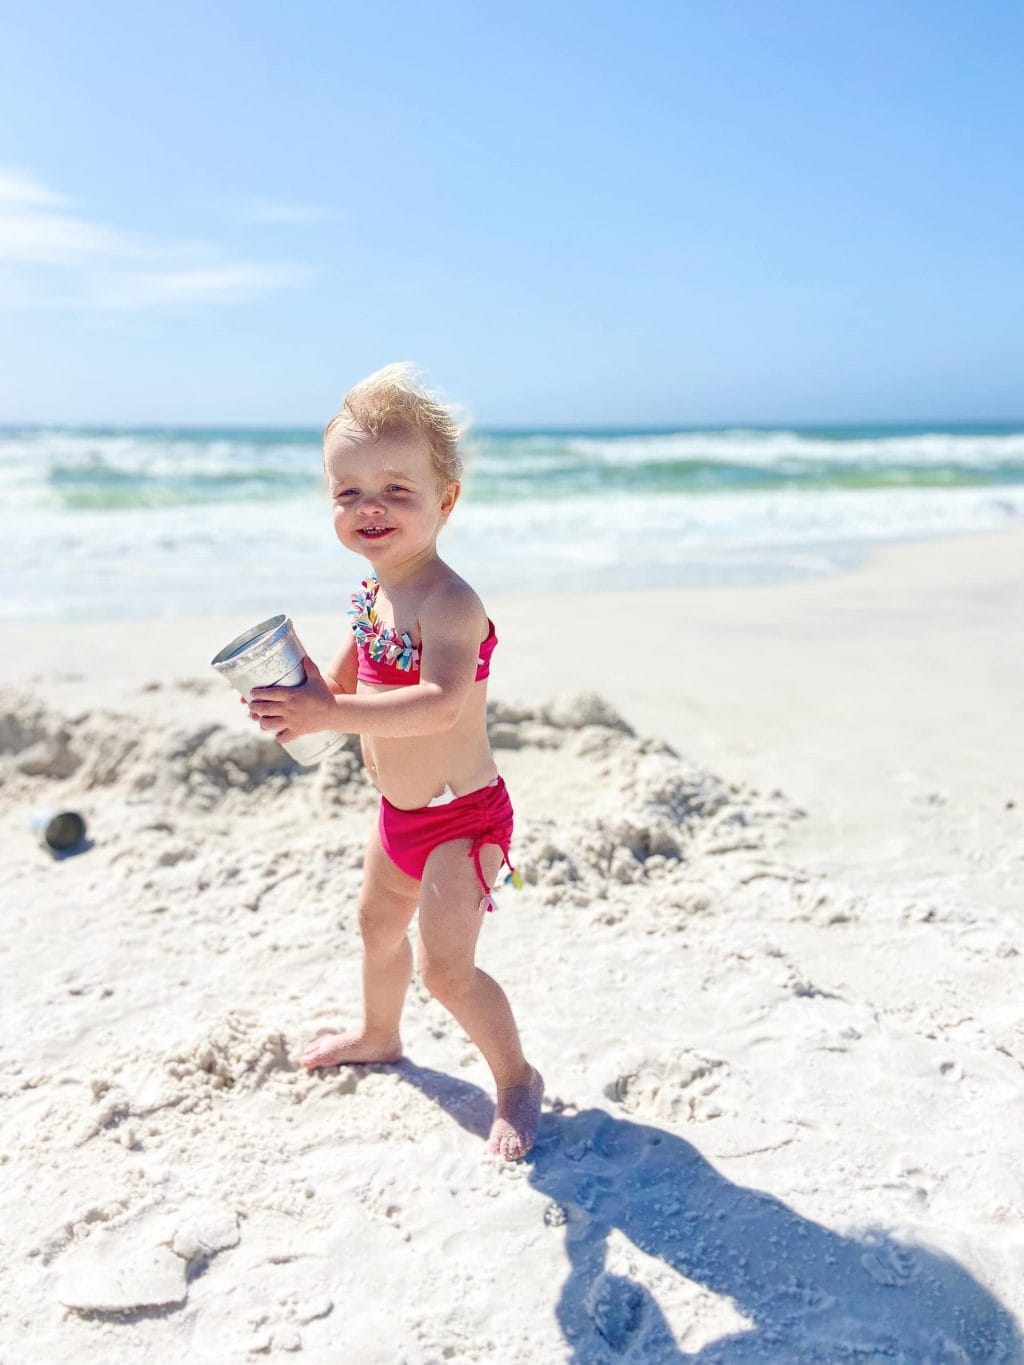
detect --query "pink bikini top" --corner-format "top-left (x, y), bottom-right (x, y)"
top-left (349, 576), bottom-right (497, 687)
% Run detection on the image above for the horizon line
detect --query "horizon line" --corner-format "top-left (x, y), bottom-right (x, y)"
top-left (2, 417), bottom-right (1024, 435)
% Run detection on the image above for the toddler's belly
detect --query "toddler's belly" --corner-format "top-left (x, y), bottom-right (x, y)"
top-left (366, 731), bottom-right (499, 810)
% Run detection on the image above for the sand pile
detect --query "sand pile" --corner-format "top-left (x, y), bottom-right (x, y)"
top-left (1, 686), bottom-right (1020, 1361)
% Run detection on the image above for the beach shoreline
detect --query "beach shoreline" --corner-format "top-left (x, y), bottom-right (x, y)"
top-left (5, 419), bottom-right (1024, 626)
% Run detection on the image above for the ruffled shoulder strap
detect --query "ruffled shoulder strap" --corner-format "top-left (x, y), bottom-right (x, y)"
top-left (347, 577), bottom-right (421, 672)
top-left (348, 576), bottom-right (379, 644)
top-left (349, 575), bottom-right (379, 617)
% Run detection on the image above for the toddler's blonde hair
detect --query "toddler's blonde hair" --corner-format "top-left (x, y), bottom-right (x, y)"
top-left (324, 362), bottom-right (465, 486)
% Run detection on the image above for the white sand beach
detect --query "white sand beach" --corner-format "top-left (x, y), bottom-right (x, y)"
top-left (2, 527), bottom-right (1022, 1362)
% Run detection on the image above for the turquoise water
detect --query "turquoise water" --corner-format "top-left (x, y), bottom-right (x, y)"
top-left (2, 423), bottom-right (1022, 622)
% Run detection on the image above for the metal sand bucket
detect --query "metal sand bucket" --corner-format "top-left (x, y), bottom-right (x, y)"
top-left (210, 615), bottom-right (346, 767)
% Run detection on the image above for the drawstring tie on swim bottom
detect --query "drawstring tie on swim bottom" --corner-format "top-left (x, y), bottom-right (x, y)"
top-left (468, 830), bottom-right (518, 914)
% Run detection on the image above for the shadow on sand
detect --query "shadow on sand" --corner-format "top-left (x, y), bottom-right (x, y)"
top-left (396, 1063), bottom-right (1022, 1363)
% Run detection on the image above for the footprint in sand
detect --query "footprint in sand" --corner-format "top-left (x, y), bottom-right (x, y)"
top-left (861, 1240), bottom-right (919, 1287)
top-left (585, 1272), bottom-right (646, 1352)
top-left (604, 1052), bottom-right (729, 1124)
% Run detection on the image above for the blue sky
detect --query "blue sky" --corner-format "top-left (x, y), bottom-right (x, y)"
top-left (1, 1), bottom-right (1021, 426)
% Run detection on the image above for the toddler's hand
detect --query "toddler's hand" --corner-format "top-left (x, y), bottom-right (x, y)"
top-left (247, 656), bottom-right (338, 743)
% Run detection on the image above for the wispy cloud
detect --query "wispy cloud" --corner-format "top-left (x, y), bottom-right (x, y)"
top-left (0, 169), bottom-right (71, 209)
top-left (0, 168), bottom-right (314, 311)
top-left (83, 262), bottom-right (313, 311)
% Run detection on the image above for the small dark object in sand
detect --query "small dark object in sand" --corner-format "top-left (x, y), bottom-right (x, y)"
top-left (31, 810), bottom-right (87, 853)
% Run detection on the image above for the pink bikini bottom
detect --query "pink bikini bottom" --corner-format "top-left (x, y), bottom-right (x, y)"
top-left (378, 776), bottom-right (516, 913)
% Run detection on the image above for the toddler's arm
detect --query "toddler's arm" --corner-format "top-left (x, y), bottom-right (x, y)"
top-left (321, 630), bottom-right (372, 770)
top-left (322, 631), bottom-right (358, 696)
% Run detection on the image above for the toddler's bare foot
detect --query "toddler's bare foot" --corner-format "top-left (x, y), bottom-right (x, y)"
top-left (299, 1028), bottom-right (403, 1070)
top-left (488, 1064), bottom-right (544, 1161)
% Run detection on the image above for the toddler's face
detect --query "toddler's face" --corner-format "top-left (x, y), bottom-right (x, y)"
top-left (324, 422), bottom-right (459, 566)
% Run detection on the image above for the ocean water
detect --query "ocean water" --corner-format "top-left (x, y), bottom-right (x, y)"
top-left (3, 424), bottom-right (1023, 624)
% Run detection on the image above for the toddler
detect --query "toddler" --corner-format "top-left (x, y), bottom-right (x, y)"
top-left (245, 364), bottom-right (543, 1161)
